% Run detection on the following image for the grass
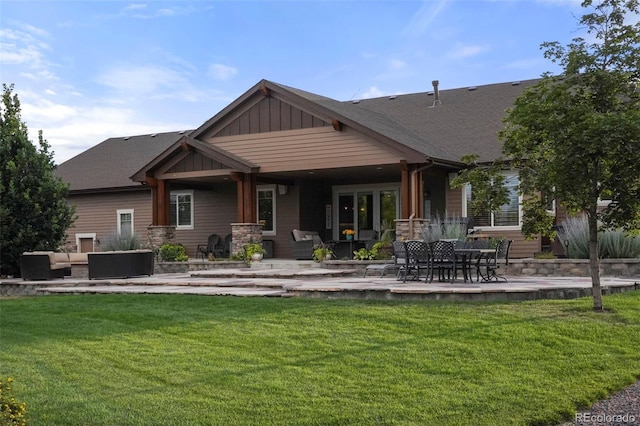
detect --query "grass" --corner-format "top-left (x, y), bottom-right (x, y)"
top-left (1, 293), bottom-right (639, 426)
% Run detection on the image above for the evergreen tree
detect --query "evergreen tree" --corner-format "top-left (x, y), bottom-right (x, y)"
top-left (0, 84), bottom-right (76, 277)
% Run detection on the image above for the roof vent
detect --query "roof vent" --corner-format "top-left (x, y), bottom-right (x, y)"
top-left (352, 100), bottom-right (360, 104)
top-left (430, 80), bottom-right (441, 107)
top-left (427, 91), bottom-right (434, 96)
top-left (123, 136), bottom-right (130, 140)
top-left (468, 86), bottom-right (477, 91)
top-left (179, 130), bottom-right (186, 134)
top-left (511, 81), bottom-right (521, 86)
top-left (388, 95), bottom-right (397, 100)
top-left (150, 133), bottom-right (157, 137)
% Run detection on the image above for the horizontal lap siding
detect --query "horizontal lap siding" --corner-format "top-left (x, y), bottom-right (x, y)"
top-left (444, 185), bottom-right (540, 258)
top-left (209, 127), bottom-right (399, 172)
top-left (173, 187), bottom-right (236, 258)
top-left (67, 190), bottom-right (152, 249)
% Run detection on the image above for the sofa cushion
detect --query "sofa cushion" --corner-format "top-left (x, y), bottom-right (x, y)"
top-left (69, 253), bottom-right (88, 263)
top-left (53, 253), bottom-right (70, 263)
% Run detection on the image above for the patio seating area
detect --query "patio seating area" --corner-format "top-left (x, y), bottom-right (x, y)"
top-left (390, 239), bottom-right (513, 284)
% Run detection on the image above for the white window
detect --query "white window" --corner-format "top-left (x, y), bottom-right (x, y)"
top-left (257, 185), bottom-right (276, 236)
top-left (117, 209), bottom-right (134, 236)
top-left (463, 173), bottom-right (521, 229)
top-left (170, 191), bottom-right (194, 229)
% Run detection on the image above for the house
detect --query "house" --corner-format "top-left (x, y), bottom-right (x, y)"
top-left (56, 78), bottom-right (545, 259)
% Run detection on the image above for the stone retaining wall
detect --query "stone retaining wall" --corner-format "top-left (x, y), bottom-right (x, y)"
top-left (505, 259), bottom-right (640, 278)
top-left (154, 260), bottom-right (248, 274)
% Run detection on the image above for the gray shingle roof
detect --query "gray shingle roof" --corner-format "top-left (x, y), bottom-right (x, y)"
top-left (55, 131), bottom-right (191, 192)
top-left (56, 78), bottom-right (540, 192)
top-left (272, 79), bottom-right (540, 163)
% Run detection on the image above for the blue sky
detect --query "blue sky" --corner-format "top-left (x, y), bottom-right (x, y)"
top-left (2, 0), bottom-right (589, 164)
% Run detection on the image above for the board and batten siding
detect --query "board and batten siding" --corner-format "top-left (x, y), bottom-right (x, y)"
top-left (67, 190), bottom-right (152, 251)
top-left (208, 127), bottom-right (401, 173)
top-left (212, 96), bottom-right (329, 137)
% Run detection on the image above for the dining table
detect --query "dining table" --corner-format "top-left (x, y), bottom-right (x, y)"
top-left (454, 248), bottom-right (497, 282)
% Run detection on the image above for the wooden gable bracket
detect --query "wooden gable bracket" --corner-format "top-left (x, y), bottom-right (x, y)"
top-left (180, 141), bottom-right (194, 152)
top-left (331, 119), bottom-right (343, 131)
top-left (260, 84), bottom-right (271, 97)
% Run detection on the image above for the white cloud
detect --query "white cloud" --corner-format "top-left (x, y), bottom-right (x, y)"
top-left (389, 59), bottom-right (407, 70)
top-left (362, 86), bottom-right (385, 99)
top-left (208, 63), bottom-right (238, 81)
top-left (95, 64), bottom-right (206, 102)
top-left (447, 43), bottom-right (491, 60)
top-left (403, 0), bottom-right (451, 37)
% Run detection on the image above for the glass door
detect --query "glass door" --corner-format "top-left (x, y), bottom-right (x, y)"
top-left (334, 185), bottom-right (399, 240)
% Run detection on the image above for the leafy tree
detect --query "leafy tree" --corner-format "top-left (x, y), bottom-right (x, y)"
top-left (0, 84), bottom-right (76, 277)
top-left (453, 0), bottom-right (640, 311)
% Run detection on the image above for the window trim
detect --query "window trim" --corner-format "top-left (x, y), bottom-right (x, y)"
top-left (462, 172), bottom-right (522, 230)
top-left (117, 209), bottom-right (134, 236)
top-left (257, 185), bottom-right (276, 236)
top-left (170, 190), bottom-right (194, 230)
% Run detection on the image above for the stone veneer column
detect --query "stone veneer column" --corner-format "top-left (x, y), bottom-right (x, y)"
top-left (231, 223), bottom-right (263, 255)
top-left (147, 225), bottom-right (175, 252)
top-left (395, 218), bottom-right (428, 241)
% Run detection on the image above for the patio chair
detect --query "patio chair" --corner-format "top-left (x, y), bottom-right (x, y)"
top-left (404, 240), bottom-right (431, 282)
top-left (392, 240), bottom-right (410, 281)
top-left (428, 240), bottom-right (458, 283)
top-left (197, 234), bottom-right (224, 259)
top-left (222, 233), bottom-right (232, 258)
top-left (476, 239), bottom-right (512, 282)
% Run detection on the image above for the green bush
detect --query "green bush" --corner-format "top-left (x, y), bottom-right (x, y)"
top-left (0, 377), bottom-right (27, 425)
top-left (559, 216), bottom-right (640, 259)
top-left (159, 244), bottom-right (188, 262)
top-left (101, 232), bottom-right (142, 251)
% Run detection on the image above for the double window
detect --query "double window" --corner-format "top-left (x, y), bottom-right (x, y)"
top-left (170, 191), bottom-right (194, 229)
top-left (464, 173), bottom-right (521, 228)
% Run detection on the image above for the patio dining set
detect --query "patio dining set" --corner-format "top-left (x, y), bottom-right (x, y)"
top-left (389, 239), bottom-right (512, 283)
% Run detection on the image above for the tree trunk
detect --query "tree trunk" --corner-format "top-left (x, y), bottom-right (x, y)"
top-left (588, 214), bottom-right (603, 311)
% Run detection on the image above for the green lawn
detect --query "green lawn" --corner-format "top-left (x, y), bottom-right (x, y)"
top-left (1, 292), bottom-right (639, 426)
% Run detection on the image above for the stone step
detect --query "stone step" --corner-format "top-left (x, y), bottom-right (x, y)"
top-left (250, 260), bottom-right (320, 269)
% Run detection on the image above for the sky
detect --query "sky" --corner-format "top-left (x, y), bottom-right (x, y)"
top-left (1, 0), bottom-right (591, 165)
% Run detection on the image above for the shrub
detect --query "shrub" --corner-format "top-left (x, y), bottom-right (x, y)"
top-left (600, 229), bottom-right (640, 258)
top-left (353, 248), bottom-right (376, 260)
top-left (558, 216), bottom-right (640, 259)
top-left (421, 213), bottom-right (468, 243)
top-left (101, 232), bottom-right (142, 251)
top-left (312, 246), bottom-right (334, 262)
top-left (0, 377), bottom-right (27, 425)
top-left (159, 244), bottom-right (188, 262)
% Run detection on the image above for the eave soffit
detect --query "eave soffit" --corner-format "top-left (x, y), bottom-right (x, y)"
top-left (130, 135), bottom-right (258, 182)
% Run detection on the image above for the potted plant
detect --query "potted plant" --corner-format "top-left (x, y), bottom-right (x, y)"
top-left (243, 243), bottom-right (266, 262)
top-left (342, 229), bottom-right (355, 240)
top-left (312, 246), bottom-right (334, 262)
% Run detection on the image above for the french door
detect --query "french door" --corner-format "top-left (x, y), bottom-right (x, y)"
top-left (333, 185), bottom-right (399, 240)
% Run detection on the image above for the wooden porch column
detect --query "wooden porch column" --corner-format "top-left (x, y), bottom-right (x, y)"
top-left (230, 172), bottom-right (257, 223)
top-left (400, 162), bottom-right (410, 219)
top-left (157, 179), bottom-right (170, 226)
top-left (146, 177), bottom-right (169, 226)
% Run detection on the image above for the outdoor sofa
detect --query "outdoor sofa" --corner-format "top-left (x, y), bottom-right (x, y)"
top-left (20, 252), bottom-right (88, 280)
top-left (288, 230), bottom-right (328, 260)
top-left (88, 250), bottom-right (154, 279)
